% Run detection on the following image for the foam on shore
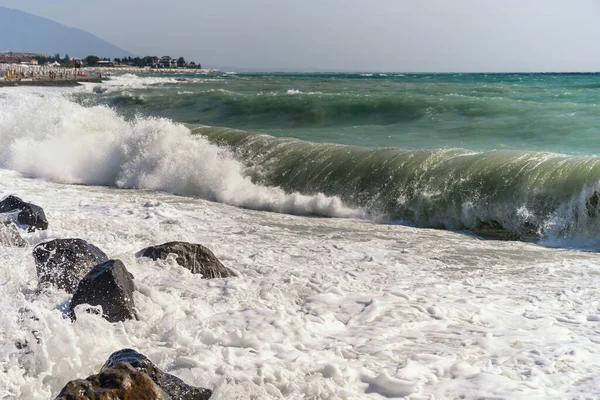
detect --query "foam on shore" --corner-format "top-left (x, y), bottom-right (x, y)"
top-left (1, 168), bottom-right (599, 399)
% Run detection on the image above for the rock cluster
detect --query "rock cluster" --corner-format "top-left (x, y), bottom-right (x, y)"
top-left (2, 195), bottom-right (235, 398)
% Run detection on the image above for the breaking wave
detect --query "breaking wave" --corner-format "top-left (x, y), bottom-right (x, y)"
top-left (197, 126), bottom-right (600, 246)
top-left (4, 90), bottom-right (600, 247)
top-left (0, 91), bottom-right (362, 219)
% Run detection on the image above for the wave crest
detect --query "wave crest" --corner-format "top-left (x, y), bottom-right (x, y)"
top-left (198, 126), bottom-right (600, 246)
top-left (0, 91), bottom-right (362, 219)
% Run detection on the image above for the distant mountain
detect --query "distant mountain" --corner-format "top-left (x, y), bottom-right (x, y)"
top-left (0, 7), bottom-right (133, 58)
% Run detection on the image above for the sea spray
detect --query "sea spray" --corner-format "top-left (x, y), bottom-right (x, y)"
top-left (0, 91), bottom-right (362, 219)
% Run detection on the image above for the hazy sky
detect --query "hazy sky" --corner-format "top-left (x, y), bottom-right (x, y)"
top-left (2, 0), bottom-right (600, 72)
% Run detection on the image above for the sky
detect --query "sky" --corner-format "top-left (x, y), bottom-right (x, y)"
top-left (1, 0), bottom-right (600, 72)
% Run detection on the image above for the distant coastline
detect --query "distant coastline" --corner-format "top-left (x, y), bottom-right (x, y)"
top-left (0, 64), bottom-right (220, 88)
top-left (83, 66), bottom-right (220, 75)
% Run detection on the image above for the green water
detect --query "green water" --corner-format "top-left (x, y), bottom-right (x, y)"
top-left (91, 72), bottom-right (600, 154)
top-left (80, 72), bottom-right (600, 244)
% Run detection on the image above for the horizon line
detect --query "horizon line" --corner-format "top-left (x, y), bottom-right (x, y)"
top-left (206, 68), bottom-right (600, 74)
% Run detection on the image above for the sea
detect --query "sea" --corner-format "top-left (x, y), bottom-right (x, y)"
top-left (1, 72), bottom-right (600, 399)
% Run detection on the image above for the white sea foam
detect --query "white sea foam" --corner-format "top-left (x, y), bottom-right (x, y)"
top-left (0, 91), bottom-right (362, 219)
top-left (0, 168), bottom-right (599, 399)
top-left (101, 73), bottom-right (183, 89)
top-left (286, 89), bottom-right (323, 95)
top-left (87, 74), bottom-right (224, 92)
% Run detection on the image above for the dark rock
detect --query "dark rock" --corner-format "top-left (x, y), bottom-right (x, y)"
top-left (102, 349), bottom-right (212, 400)
top-left (54, 362), bottom-right (169, 400)
top-left (0, 222), bottom-right (26, 247)
top-left (0, 195), bottom-right (48, 232)
top-left (0, 194), bottom-right (25, 213)
top-left (70, 259), bottom-right (138, 323)
top-left (33, 239), bottom-right (109, 293)
top-left (15, 203), bottom-right (47, 231)
top-left (138, 242), bottom-right (236, 278)
top-left (92, 85), bottom-right (108, 94)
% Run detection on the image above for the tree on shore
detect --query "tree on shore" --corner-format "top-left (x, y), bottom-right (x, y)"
top-left (177, 57), bottom-right (186, 68)
top-left (33, 55), bottom-right (50, 65)
top-left (142, 56), bottom-right (156, 67)
top-left (85, 55), bottom-right (100, 66)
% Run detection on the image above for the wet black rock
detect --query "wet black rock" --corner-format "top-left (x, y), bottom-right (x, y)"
top-left (0, 222), bottom-right (26, 247)
top-left (0, 195), bottom-right (48, 231)
top-left (92, 85), bottom-right (108, 94)
top-left (102, 348), bottom-right (212, 400)
top-left (0, 194), bottom-right (26, 212)
top-left (33, 238), bottom-right (109, 293)
top-left (69, 259), bottom-right (138, 323)
top-left (138, 242), bottom-right (236, 278)
top-left (54, 362), bottom-right (168, 400)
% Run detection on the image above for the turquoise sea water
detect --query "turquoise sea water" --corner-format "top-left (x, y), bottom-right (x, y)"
top-left (92, 72), bottom-right (600, 154)
top-left (83, 73), bottom-right (600, 244)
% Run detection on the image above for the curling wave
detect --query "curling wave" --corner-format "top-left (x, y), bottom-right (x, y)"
top-left (196, 126), bottom-right (600, 245)
top-left (4, 90), bottom-right (600, 246)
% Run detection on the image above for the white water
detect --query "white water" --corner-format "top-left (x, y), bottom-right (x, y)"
top-left (97, 73), bottom-right (224, 91)
top-left (1, 84), bottom-right (600, 399)
top-left (286, 89), bottom-right (324, 95)
top-left (98, 73), bottom-right (184, 90)
top-left (0, 90), bottom-right (361, 219)
top-left (1, 169), bottom-right (599, 399)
